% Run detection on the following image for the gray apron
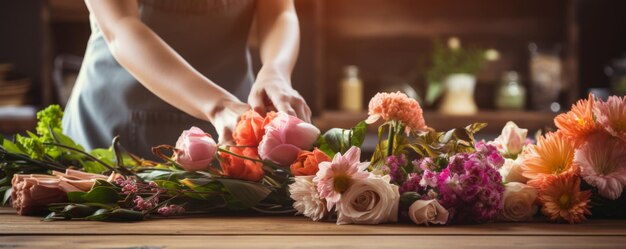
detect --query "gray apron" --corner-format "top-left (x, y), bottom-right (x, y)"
top-left (62, 0), bottom-right (256, 159)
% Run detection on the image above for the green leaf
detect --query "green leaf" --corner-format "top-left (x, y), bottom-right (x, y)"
top-left (350, 121), bottom-right (367, 147)
top-left (3, 187), bottom-right (12, 205)
top-left (52, 130), bottom-right (83, 150)
top-left (82, 161), bottom-right (108, 174)
top-left (154, 180), bottom-right (181, 194)
top-left (320, 128), bottom-right (351, 154)
top-left (68, 186), bottom-right (120, 204)
top-left (89, 148), bottom-right (116, 166)
top-left (86, 208), bottom-right (144, 221)
top-left (216, 178), bottom-right (272, 209)
top-left (400, 191), bottom-right (422, 206)
top-left (0, 136), bottom-right (24, 155)
top-left (138, 170), bottom-right (196, 182)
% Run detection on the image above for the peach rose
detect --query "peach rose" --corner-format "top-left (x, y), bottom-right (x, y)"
top-left (220, 147), bottom-right (264, 182)
top-left (290, 148), bottom-right (331, 176)
top-left (11, 169), bottom-right (108, 215)
top-left (498, 182), bottom-right (538, 222)
top-left (408, 199), bottom-right (449, 226)
top-left (233, 110), bottom-right (277, 146)
top-left (258, 112), bottom-right (320, 166)
top-left (174, 126), bottom-right (217, 172)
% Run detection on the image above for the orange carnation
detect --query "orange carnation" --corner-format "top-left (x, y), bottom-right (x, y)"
top-left (220, 147), bottom-right (264, 182)
top-left (233, 110), bottom-right (277, 146)
top-left (290, 148), bottom-right (331, 176)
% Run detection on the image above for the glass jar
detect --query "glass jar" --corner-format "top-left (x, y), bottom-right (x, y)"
top-left (496, 71), bottom-right (526, 110)
top-left (529, 43), bottom-right (562, 112)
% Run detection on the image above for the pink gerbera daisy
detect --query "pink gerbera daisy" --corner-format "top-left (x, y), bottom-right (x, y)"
top-left (575, 132), bottom-right (626, 200)
top-left (313, 146), bottom-right (370, 210)
top-left (595, 95), bottom-right (626, 141)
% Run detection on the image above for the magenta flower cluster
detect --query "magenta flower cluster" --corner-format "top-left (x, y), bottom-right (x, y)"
top-left (397, 142), bottom-right (505, 224)
top-left (437, 152), bottom-right (504, 223)
top-left (383, 154), bottom-right (408, 184)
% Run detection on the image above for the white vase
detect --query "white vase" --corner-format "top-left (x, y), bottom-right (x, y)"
top-left (439, 73), bottom-right (478, 115)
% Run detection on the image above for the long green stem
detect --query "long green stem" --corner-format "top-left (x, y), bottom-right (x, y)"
top-left (387, 123), bottom-right (395, 157)
top-left (43, 143), bottom-right (135, 177)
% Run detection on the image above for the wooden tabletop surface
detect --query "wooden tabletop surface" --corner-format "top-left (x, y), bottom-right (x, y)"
top-left (0, 207), bottom-right (625, 248)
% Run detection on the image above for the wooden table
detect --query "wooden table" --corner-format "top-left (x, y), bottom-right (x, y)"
top-left (0, 208), bottom-right (625, 248)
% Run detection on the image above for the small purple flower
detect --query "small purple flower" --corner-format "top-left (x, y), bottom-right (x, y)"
top-left (115, 177), bottom-right (139, 194)
top-left (418, 157), bottom-right (436, 172)
top-left (419, 170), bottom-right (438, 188)
top-left (399, 173), bottom-right (422, 194)
top-left (157, 205), bottom-right (185, 216)
top-left (383, 154), bottom-right (407, 184)
top-left (133, 196), bottom-right (159, 211)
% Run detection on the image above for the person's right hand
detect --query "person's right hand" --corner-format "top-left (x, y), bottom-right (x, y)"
top-left (208, 97), bottom-right (250, 145)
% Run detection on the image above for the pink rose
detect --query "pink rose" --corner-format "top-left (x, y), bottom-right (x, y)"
top-left (174, 126), bottom-right (217, 172)
top-left (258, 112), bottom-right (320, 166)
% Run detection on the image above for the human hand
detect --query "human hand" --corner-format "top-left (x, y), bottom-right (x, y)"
top-left (248, 73), bottom-right (312, 123)
top-left (208, 98), bottom-right (250, 145)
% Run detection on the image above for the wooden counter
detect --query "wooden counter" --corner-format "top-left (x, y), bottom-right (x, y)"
top-left (0, 207), bottom-right (624, 248)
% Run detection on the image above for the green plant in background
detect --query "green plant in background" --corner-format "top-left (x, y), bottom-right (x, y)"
top-left (425, 37), bottom-right (499, 106)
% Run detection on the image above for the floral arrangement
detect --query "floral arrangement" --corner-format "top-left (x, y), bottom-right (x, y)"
top-left (1, 93), bottom-right (625, 225)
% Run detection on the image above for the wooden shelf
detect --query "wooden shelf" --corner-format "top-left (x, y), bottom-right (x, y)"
top-left (313, 110), bottom-right (556, 134)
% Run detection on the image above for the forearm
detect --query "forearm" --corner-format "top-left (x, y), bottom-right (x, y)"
top-left (106, 18), bottom-right (236, 122)
top-left (256, 2), bottom-right (300, 83)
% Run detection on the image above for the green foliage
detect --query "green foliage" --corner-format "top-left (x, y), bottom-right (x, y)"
top-left (45, 204), bottom-right (144, 221)
top-left (407, 123), bottom-right (486, 159)
top-left (67, 186), bottom-right (121, 204)
top-left (217, 178), bottom-right (272, 209)
top-left (317, 121), bottom-right (368, 157)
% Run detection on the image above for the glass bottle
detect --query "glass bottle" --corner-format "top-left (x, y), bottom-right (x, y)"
top-left (496, 71), bottom-right (526, 110)
top-left (340, 65), bottom-right (363, 112)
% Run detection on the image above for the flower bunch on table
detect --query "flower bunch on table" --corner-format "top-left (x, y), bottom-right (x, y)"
top-left (289, 92), bottom-right (506, 225)
top-left (494, 94), bottom-right (626, 224)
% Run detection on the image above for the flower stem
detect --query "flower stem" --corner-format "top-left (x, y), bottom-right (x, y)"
top-left (217, 147), bottom-right (265, 163)
top-left (387, 123), bottom-right (395, 157)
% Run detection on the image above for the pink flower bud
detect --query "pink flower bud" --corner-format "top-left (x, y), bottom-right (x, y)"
top-left (258, 112), bottom-right (320, 166)
top-left (174, 126), bottom-right (217, 172)
top-left (495, 121), bottom-right (528, 157)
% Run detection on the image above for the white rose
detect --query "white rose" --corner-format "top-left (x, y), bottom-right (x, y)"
top-left (289, 176), bottom-right (326, 221)
top-left (336, 175), bottom-right (399, 225)
top-left (498, 182), bottom-right (538, 222)
top-left (499, 158), bottom-right (528, 183)
top-left (408, 199), bottom-right (449, 226)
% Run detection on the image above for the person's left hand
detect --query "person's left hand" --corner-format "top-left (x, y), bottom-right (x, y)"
top-left (248, 73), bottom-right (312, 123)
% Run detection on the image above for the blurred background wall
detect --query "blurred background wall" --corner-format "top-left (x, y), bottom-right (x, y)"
top-left (1, 0), bottom-right (625, 139)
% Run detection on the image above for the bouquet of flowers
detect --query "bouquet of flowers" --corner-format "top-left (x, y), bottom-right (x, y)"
top-left (0, 92), bottom-right (624, 225)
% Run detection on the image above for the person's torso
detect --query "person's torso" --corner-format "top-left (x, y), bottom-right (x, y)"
top-left (63, 0), bottom-right (257, 157)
